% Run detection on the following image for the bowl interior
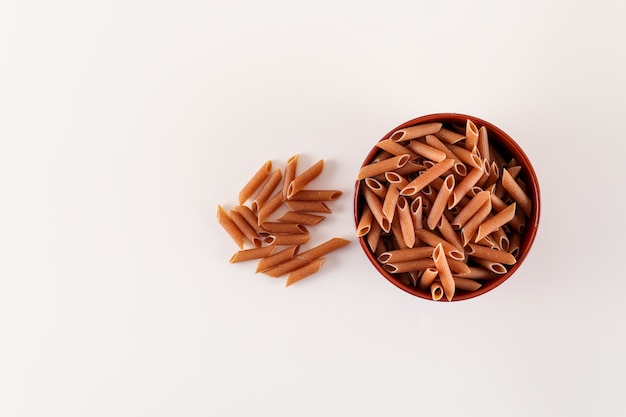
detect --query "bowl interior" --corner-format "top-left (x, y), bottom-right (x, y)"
top-left (354, 113), bottom-right (541, 301)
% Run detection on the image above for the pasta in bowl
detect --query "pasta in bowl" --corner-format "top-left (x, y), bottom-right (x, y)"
top-left (353, 113), bottom-right (540, 301)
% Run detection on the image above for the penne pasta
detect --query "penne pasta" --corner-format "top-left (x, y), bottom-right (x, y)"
top-left (357, 154), bottom-right (411, 181)
top-left (477, 126), bottom-right (490, 163)
top-left (376, 139), bottom-right (418, 159)
top-left (430, 281), bottom-right (445, 301)
top-left (229, 209), bottom-right (263, 247)
top-left (262, 256), bottom-right (310, 277)
top-left (427, 174), bottom-right (455, 230)
top-left (238, 160), bottom-right (272, 204)
top-left (464, 119), bottom-right (479, 151)
top-left (287, 159), bottom-right (324, 199)
top-left (277, 211), bottom-right (325, 225)
top-left (446, 143), bottom-right (482, 169)
top-left (382, 183), bottom-right (401, 224)
top-left (257, 191), bottom-right (285, 225)
top-left (265, 233), bottom-right (311, 246)
top-left (297, 237), bottom-right (351, 261)
top-left (434, 127), bottom-right (465, 144)
top-left (460, 198), bottom-right (492, 246)
top-left (282, 154), bottom-right (299, 200)
top-left (285, 258), bottom-right (326, 287)
top-left (396, 196), bottom-right (415, 248)
top-left (251, 168), bottom-right (283, 212)
top-left (377, 246), bottom-right (434, 264)
top-left (415, 229), bottom-right (464, 261)
top-left (217, 205), bottom-right (246, 249)
top-left (418, 267), bottom-right (438, 289)
top-left (288, 189), bottom-right (343, 201)
top-left (364, 177), bottom-right (388, 199)
top-left (230, 245), bottom-right (278, 263)
top-left (384, 258), bottom-right (436, 274)
top-left (453, 277), bottom-right (482, 292)
top-left (437, 215), bottom-right (464, 252)
top-left (400, 158), bottom-right (455, 196)
top-left (261, 222), bottom-right (308, 234)
top-left (389, 122), bottom-right (442, 142)
top-left (465, 243), bottom-right (517, 265)
top-left (385, 171), bottom-right (410, 191)
top-left (474, 202), bottom-right (516, 243)
top-left (473, 258), bottom-right (508, 275)
top-left (449, 162), bottom-right (485, 209)
top-left (390, 218), bottom-right (409, 250)
top-left (254, 244), bottom-right (298, 273)
top-left (357, 205), bottom-right (374, 237)
top-left (235, 205), bottom-right (268, 236)
top-left (366, 220), bottom-right (382, 252)
top-left (502, 168), bottom-right (532, 217)
top-left (433, 243), bottom-right (455, 301)
top-left (362, 185), bottom-right (391, 232)
top-left (285, 200), bottom-right (331, 213)
top-left (406, 140), bottom-right (447, 162)
top-left (455, 266), bottom-right (497, 280)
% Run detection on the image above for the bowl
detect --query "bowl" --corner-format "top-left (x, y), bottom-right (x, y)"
top-left (353, 113), bottom-right (540, 301)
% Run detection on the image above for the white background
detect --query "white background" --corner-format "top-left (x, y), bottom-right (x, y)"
top-left (1, 1), bottom-right (625, 416)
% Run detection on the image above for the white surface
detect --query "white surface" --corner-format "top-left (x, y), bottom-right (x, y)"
top-left (1, 1), bottom-right (625, 416)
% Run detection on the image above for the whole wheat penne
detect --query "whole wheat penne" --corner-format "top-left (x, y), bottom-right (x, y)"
top-left (430, 281), bottom-right (445, 301)
top-left (473, 258), bottom-right (508, 274)
top-left (453, 277), bottom-right (482, 292)
top-left (377, 246), bottom-right (433, 264)
top-left (230, 245), bottom-right (278, 263)
top-left (364, 177), bottom-right (387, 199)
top-left (229, 209), bottom-right (263, 247)
top-left (474, 202), bottom-right (516, 242)
top-left (261, 222), bottom-right (307, 234)
top-left (434, 127), bottom-right (465, 144)
top-left (455, 266), bottom-right (497, 280)
top-left (373, 150), bottom-right (394, 162)
top-left (262, 256), bottom-right (310, 277)
top-left (491, 226), bottom-right (509, 251)
top-left (383, 258), bottom-right (436, 274)
top-left (460, 198), bottom-right (492, 246)
top-left (277, 211), bottom-right (324, 225)
top-left (234, 205), bottom-right (267, 236)
top-left (265, 233), bottom-right (310, 246)
top-left (477, 126), bottom-right (490, 162)
top-left (506, 165), bottom-right (522, 180)
top-left (418, 267), bottom-right (438, 289)
top-left (427, 174), bottom-right (455, 230)
top-left (406, 140), bottom-right (447, 162)
top-left (382, 183), bottom-right (401, 224)
top-left (449, 162), bottom-right (485, 209)
top-left (357, 205), bottom-right (374, 237)
top-left (481, 160), bottom-right (500, 190)
top-left (400, 158), bottom-right (454, 196)
top-left (394, 161), bottom-right (426, 176)
top-left (385, 171), bottom-right (409, 190)
top-left (390, 219), bottom-right (409, 250)
top-left (288, 189), bottom-right (343, 201)
top-left (489, 193), bottom-right (525, 233)
top-left (476, 234), bottom-right (500, 250)
top-left (367, 220), bottom-right (382, 252)
top-left (437, 215), bottom-right (464, 252)
top-left (464, 119), bottom-right (479, 151)
top-left (282, 154), bottom-right (299, 199)
top-left (257, 191), bottom-right (284, 225)
top-left (502, 168), bottom-right (532, 217)
top-left (287, 159), bottom-right (324, 198)
top-left (396, 196), bottom-right (415, 248)
top-left (414, 229), bottom-right (464, 261)
top-left (410, 196), bottom-right (424, 233)
top-left (389, 122), bottom-right (442, 142)
top-left (362, 186), bottom-right (391, 232)
top-left (285, 200), bottom-right (331, 213)
top-left (285, 258), bottom-right (326, 287)
top-left (357, 154), bottom-right (411, 181)
top-left (508, 231), bottom-right (521, 258)
top-left (420, 185), bottom-right (436, 206)
top-left (465, 243), bottom-right (517, 265)
top-left (298, 237), bottom-right (351, 261)
top-left (251, 168), bottom-right (283, 212)
top-left (446, 257), bottom-right (471, 275)
top-left (425, 134), bottom-right (461, 163)
top-left (376, 139), bottom-right (418, 159)
top-left (433, 243), bottom-right (455, 301)
top-left (446, 143), bottom-right (482, 169)
top-left (476, 158), bottom-right (491, 188)
top-left (451, 190), bottom-right (490, 230)
top-left (217, 205), bottom-right (245, 249)
top-left (238, 160), bottom-right (272, 204)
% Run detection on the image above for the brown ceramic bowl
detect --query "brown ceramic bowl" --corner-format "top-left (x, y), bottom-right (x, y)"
top-left (354, 113), bottom-right (540, 301)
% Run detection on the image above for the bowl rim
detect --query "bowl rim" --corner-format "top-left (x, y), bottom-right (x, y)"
top-left (353, 113), bottom-right (541, 301)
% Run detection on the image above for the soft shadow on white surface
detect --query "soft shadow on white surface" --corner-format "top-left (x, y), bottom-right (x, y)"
top-left (1, 1), bottom-right (625, 416)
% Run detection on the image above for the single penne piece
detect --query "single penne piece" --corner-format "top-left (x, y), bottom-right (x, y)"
top-left (383, 258), bottom-right (436, 274)
top-left (446, 257), bottom-right (471, 275)
top-left (434, 127), bottom-right (465, 144)
top-left (396, 196), bottom-right (415, 248)
top-left (437, 215), bottom-right (464, 252)
top-left (449, 163), bottom-right (485, 209)
top-left (229, 209), bottom-right (263, 247)
top-left (288, 189), bottom-right (343, 201)
top-left (366, 220), bottom-right (382, 252)
top-left (251, 168), bottom-right (283, 212)
top-left (419, 184), bottom-right (436, 206)
top-left (406, 140), bottom-right (447, 162)
top-left (377, 246), bottom-right (433, 264)
top-left (362, 185), bottom-right (391, 232)
top-left (257, 191), bottom-right (284, 225)
top-left (376, 139), bottom-right (419, 159)
top-left (285, 200), bottom-right (331, 213)
top-left (453, 277), bottom-right (482, 292)
top-left (508, 231), bottom-right (521, 258)
top-left (481, 160), bottom-right (500, 190)
top-left (410, 196), bottom-right (424, 232)
top-left (238, 160), bottom-right (272, 204)
top-left (446, 143), bottom-right (482, 169)
top-left (393, 161), bottom-right (426, 176)
top-left (418, 267), bottom-right (438, 289)
top-left (217, 205), bottom-right (245, 249)
top-left (364, 177), bottom-right (388, 199)
top-left (460, 198), bottom-right (492, 246)
top-left (255, 245), bottom-right (299, 273)
top-left (476, 234), bottom-right (500, 250)
top-left (506, 165), bottom-right (522, 179)
top-left (390, 218), bottom-right (409, 250)
top-left (477, 126), bottom-right (490, 163)
top-left (265, 233), bottom-right (310, 246)
top-left (430, 281), bottom-right (445, 301)
top-left (385, 171), bottom-right (410, 190)
top-left (356, 204), bottom-right (374, 237)
top-left (262, 256), bottom-right (310, 277)
top-left (400, 158), bottom-right (455, 196)
top-left (475, 158), bottom-right (491, 189)
top-left (234, 205), bottom-right (267, 236)
top-left (489, 193), bottom-right (525, 233)
top-left (357, 154), bottom-right (411, 181)
top-left (382, 183), bottom-right (401, 224)
top-left (277, 211), bottom-right (325, 226)
top-left (297, 237), bottom-right (351, 261)
top-left (285, 258), bottom-right (326, 287)
top-left (230, 245), bottom-right (278, 263)
top-left (465, 243), bottom-right (517, 265)
top-left (287, 159), bottom-right (324, 199)
top-left (433, 243), bottom-right (455, 301)
top-left (372, 149), bottom-right (394, 162)
top-left (425, 134), bottom-right (461, 163)
top-left (427, 174), bottom-right (455, 230)
top-left (451, 190), bottom-right (490, 230)
top-left (389, 122), bottom-right (442, 142)
top-left (474, 202), bottom-right (516, 243)
top-left (501, 168), bottom-right (532, 217)
top-left (414, 229), bottom-right (464, 261)
top-left (464, 119), bottom-right (479, 151)
top-left (455, 266), bottom-right (497, 280)
top-left (473, 258), bottom-right (508, 275)
top-left (261, 222), bottom-right (307, 234)
top-left (282, 154), bottom-right (299, 200)
top-left (491, 226), bottom-right (510, 252)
